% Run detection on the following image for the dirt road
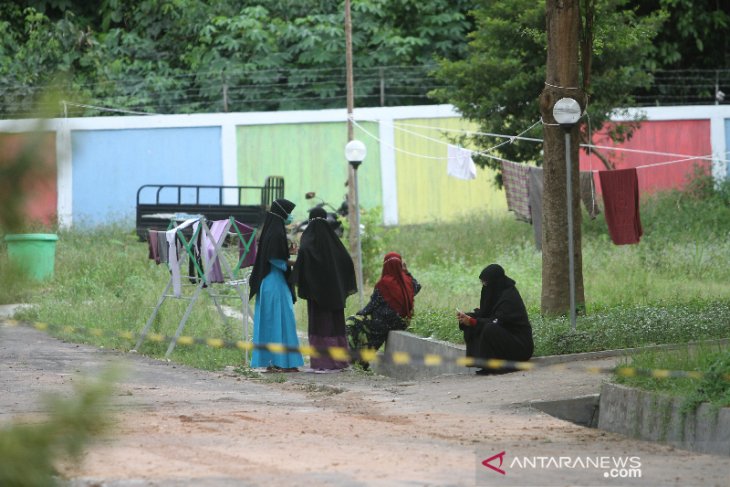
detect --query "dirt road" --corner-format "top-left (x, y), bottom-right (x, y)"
top-left (1, 324), bottom-right (728, 487)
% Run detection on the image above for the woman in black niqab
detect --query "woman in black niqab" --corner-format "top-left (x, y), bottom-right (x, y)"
top-left (291, 207), bottom-right (357, 309)
top-left (457, 264), bottom-right (534, 373)
top-left (248, 198), bottom-right (303, 371)
top-left (290, 207), bottom-right (357, 371)
top-left (249, 198), bottom-right (296, 301)
top-left (478, 264), bottom-right (516, 317)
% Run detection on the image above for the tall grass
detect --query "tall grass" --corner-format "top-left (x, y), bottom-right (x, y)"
top-left (2, 180), bottom-right (729, 370)
top-left (401, 180), bottom-right (730, 354)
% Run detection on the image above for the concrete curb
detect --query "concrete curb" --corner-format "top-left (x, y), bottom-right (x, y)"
top-left (372, 331), bottom-right (469, 380)
top-left (372, 330), bottom-right (730, 380)
top-left (598, 382), bottom-right (730, 456)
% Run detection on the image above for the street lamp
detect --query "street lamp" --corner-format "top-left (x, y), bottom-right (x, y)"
top-left (345, 139), bottom-right (367, 306)
top-left (552, 97), bottom-right (582, 332)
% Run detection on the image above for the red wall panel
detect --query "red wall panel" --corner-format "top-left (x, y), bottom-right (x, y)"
top-left (579, 120), bottom-right (711, 195)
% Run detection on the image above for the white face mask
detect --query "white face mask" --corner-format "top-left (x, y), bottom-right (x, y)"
top-left (285, 214), bottom-right (294, 224)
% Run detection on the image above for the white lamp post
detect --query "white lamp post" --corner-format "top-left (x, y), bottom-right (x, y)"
top-left (345, 139), bottom-right (367, 306)
top-left (552, 97), bottom-right (582, 332)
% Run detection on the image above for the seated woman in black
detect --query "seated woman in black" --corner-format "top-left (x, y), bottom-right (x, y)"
top-left (456, 264), bottom-right (534, 375)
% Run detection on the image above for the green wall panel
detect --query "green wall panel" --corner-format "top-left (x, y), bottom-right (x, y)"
top-left (393, 118), bottom-right (506, 224)
top-left (237, 122), bottom-right (382, 221)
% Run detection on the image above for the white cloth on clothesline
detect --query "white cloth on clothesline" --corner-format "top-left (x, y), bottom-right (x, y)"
top-left (166, 218), bottom-right (199, 297)
top-left (447, 144), bottom-right (477, 180)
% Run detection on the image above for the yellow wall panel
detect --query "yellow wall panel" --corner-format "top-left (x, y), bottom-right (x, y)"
top-left (394, 118), bottom-right (506, 224)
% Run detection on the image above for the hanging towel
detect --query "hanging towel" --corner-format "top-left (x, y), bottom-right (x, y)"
top-left (192, 219), bottom-right (229, 284)
top-left (147, 230), bottom-right (160, 264)
top-left (527, 166), bottom-right (544, 251)
top-left (447, 144), bottom-right (477, 180)
top-left (166, 218), bottom-right (198, 296)
top-left (502, 160), bottom-right (531, 222)
top-left (146, 230), bottom-right (169, 264)
top-left (579, 171), bottom-right (601, 219)
top-left (234, 220), bottom-right (258, 268)
top-left (598, 168), bottom-right (643, 245)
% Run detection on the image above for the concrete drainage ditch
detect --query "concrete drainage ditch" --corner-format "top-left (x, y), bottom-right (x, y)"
top-left (531, 386), bottom-right (730, 457)
top-left (530, 394), bottom-right (600, 428)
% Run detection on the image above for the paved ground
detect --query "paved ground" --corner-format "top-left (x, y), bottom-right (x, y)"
top-left (2, 323), bottom-right (729, 487)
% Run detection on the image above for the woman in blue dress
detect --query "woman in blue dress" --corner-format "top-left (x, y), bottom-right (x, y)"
top-left (248, 198), bottom-right (303, 372)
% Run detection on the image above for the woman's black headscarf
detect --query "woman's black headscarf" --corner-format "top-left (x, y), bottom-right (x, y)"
top-left (478, 264), bottom-right (516, 317)
top-left (290, 207), bottom-right (357, 310)
top-left (248, 198), bottom-right (296, 300)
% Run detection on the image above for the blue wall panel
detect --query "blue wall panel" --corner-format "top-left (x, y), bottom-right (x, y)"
top-left (72, 127), bottom-right (222, 226)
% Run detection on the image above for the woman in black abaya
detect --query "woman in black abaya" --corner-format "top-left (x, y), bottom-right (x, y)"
top-left (249, 198), bottom-right (303, 371)
top-left (456, 264), bottom-right (534, 375)
top-left (290, 207), bottom-right (357, 372)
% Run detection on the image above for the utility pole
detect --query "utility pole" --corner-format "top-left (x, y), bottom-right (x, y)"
top-left (538, 0), bottom-right (586, 316)
top-left (344, 0), bottom-right (362, 297)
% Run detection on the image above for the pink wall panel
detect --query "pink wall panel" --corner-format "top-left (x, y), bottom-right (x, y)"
top-left (579, 120), bottom-right (711, 195)
top-left (0, 132), bottom-right (57, 227)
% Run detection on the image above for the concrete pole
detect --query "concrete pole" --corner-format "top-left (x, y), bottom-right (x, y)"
top-left (344, 0), bottom-right (363, 302)
top-left (564, 131), bottom-right (576, 331)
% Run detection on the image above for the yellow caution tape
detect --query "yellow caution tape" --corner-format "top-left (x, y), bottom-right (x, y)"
top-left (1, 318), bottom-right (725, 381)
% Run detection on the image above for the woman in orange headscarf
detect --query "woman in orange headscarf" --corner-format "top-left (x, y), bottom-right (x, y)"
top-left (346, 252), bottom-right (421, 369)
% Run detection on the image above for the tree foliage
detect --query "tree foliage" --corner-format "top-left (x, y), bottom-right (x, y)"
top-left (0, 0), bottom-right (474, 117)
top-left (0, 1), bottom-right (725, 121)
top-left (431, 0), bottom-right (666, 176)
top-left (634, 0), bottom-right (730, 69)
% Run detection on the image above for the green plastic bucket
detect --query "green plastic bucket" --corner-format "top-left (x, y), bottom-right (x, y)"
top-left (4, 233), bottom-right (59, 281)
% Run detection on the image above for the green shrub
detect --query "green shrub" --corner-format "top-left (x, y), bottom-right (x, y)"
top-left (0, 368), bottom-right (116, 487)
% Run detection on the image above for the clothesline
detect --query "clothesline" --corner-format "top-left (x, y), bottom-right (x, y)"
top-left (391, 120), bottom-right (544, 143)
top-left (364, 117), bottom-right (730, 167)
top-left (585, 153), bottom-right (718, 172)
top-left (585, 144), bottom-right (718, 162)
top-left (351, 118), bottom-right (523, 165)
top-left (387, 118), bottom-right (543, 160)
top-left (370, 121), bottom-right (722, 173)
top-left (350, 117), bottom-right (535, 165)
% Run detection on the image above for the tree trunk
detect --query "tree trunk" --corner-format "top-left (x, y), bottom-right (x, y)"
top-left (539, 0), bottom-right (586, 315)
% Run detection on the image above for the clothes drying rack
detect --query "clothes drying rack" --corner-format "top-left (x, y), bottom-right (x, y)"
top-left (135, 215), bottom-right (257, 360)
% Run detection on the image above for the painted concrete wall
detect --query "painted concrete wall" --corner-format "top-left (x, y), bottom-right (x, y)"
top-left (580, 119), bottom-right (712, 194)
top-left (1, 104), bottom-right (728, 230)
top-left (236, 121), bottom-right (382, 221)
top-left (609, 105), bottom-right (729, 186)
top-left (392, 117), bottom-right (506, 224)
top-left (71, 127), bottom-right (222, 226)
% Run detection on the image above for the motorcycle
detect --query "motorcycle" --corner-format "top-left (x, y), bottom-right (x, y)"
top-left (289, 192), bottom-right (347, 244)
